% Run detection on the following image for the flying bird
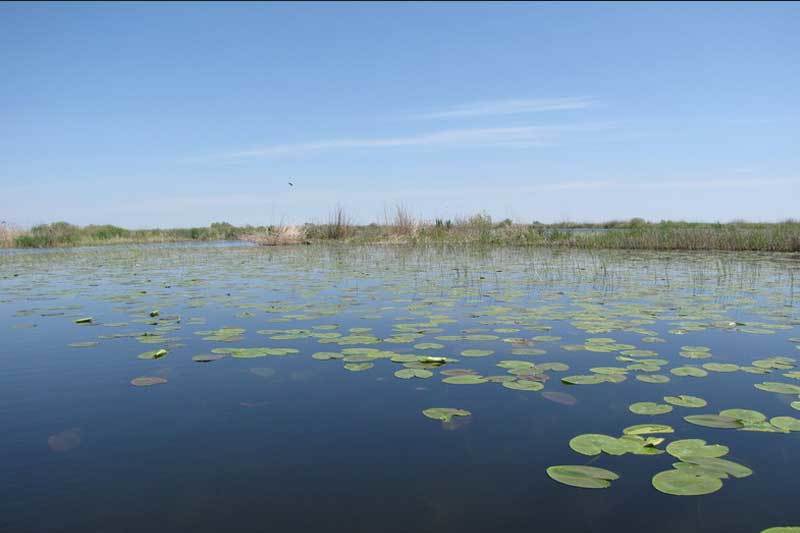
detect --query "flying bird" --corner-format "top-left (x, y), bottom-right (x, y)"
top-left (288, 181), bottom-right (294, 187)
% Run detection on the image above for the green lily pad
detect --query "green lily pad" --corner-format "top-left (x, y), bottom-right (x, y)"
top-left (770, 416), bottom-right (800, 432)
top-left (312, 351), bottom-right (344, 360)
top-left (671, 366), bottom-right (709, 377)
top-left (590, 367), bottom-right (629, 375)
top-left (684, 414), bottom-right (744, 429)
top-left (442, 375), bottom-right (488, 385)
top-left (561, 374), bottom-right (612, 385)
top-left (651, 469), bottom-right (722, 496)
top-left (629, 402), bottom-right (673, 415)
top-left (681, 456), bottom-right (753, 478)
top-left (755, 382), bottom-right (800, 394)
top-left (623, 424), bottom-right (674, 436)
top-left (702, 363), bottom-right (740, 372)
top-left (719, 409), bottom-right (766, 425)
top-left (546, 465), bottom-right (619, 489)
top-left (422, 407), bottom-right (471, 422)
top-left (502, 380), bottom-right (544, 391)
top-left (344, 363), bottom-right (373, 372)
top-left (213, 347), bottom-right (299, 358)
top-left (569, 434), bottom-right (627, 456)
top-left (394, 368), bottom-right (433, 379)
top-left (414, 343), bottom-right (444, 350)
top-left (637, 374), bottom-right (670, 383)
top-left (664, 395), bottom-right (707, 408)
top-left (390, 354), bottom-right (419, 363)
top-left (138, 349), bottom-right (168, 360)
top-left (497, 360), bottom-right (535, 370)
top-left (666, 439), bottom-right (729, 459)
top-left (460, 349), bottom-right (494, 357)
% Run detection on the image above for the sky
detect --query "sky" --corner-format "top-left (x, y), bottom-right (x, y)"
top-left (1, 2), bottom-right (799, 228)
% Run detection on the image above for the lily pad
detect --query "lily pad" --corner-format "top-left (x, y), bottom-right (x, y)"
top-left (460, 349), bottom-right (494, 357)
top-left (130, 376), bottom-right (167, 387)
top-left (684, 414), bottom-right (744, 429)
top-left (546, 465), bottom-right (619, 489)
top-left (138, 349), bottom-right (168, 360)
top-left (719, 409), bottom-right (766, 425)
top-left (344, 363), bottom-right (374, 372)
top-left (770, 416), bottom-right (800, 432)
top-left (629, 402), bottom-right (673, 415)
top-left (666, 439), bottom-right (729, 459)
top-left (443, 375), bottom-right (488, 385)
top-left (637, 374), bottom-right (670, 384)
top-left (623, 423), bottom-right (675, 436)
top-left (651, 469), bottom-right (722, 496)
top-left (671, 366), bottom-right (709, 377)
top-left (312, 351), bottom-right (344, 360)
top-left (561, 374), bottom-right (611, 385)
top-left (502, 380), bottom-right (544, 391)
top-left (664, 395), bottom-right (707, 408)
top-left (569, 434), bottom-right (626, 456)
top-left (755, 382), bottom-right (800, 394)
top-left (681, 456), bottom-right (753, 478)
top-left (394, 368), bottom-right (433, 379)
top-left (702, 363), bottom-right (740, 372)
top-left (422, 407), bottom-right (471, 423)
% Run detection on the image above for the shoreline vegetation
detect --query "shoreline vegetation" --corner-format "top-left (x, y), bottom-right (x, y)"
top-left (2, 209), bottom-right (800, 252)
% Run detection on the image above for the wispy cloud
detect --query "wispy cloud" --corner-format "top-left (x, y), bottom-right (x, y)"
top-left (415, 97), bottom-right (593, 119)
top-left (226, 123), bottom-right (609, 159)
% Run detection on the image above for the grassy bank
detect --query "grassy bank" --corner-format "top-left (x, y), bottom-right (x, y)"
top-left (305, 216), bottom-right (800, 252)
top-left (4, 216), bottom-right (800, 252)
top-left (2, 221), bottom-right (265, 248)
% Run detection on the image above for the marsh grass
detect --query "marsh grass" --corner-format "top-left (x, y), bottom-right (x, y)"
top-left (0, 222), bottom-right (24, 248)
top-left (9, 221), bottom-right (262, 248)
top-left (303, 205), bottom-right (353, 240)
top-left (390, 204), bottom-right (417, 236)
top-left (6, 217), bottom-right (800, 252)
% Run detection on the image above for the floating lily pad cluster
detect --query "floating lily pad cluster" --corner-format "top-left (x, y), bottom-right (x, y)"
top-left (550, 422), bottom-right (753, 497)
top-left (652, 438), bottom-right (752, 496)
top-left (685, 409), bottom-right (800, 433)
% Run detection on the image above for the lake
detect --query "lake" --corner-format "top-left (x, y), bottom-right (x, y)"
top-left (1, 243), bottom-right (799, 532)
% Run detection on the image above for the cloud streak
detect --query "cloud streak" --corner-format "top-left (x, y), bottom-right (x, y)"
top-left (415, 97), bottom-right (593, 119)
top-left (226, 123), bottom-right (609, 158)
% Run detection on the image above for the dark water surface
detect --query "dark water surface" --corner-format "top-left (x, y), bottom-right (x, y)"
top-left (1, 243), bottom-right (799, 532)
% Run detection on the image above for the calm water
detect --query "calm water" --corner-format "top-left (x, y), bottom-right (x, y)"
top-left (1, 243), bottom-right (799, 532)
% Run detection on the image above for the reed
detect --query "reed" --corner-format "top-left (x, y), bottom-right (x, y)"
top-left (6, 217), bottom-right (800, 252)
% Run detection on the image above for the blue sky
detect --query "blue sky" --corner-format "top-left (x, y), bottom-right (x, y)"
top-left (1, 2), bottom-right (798, 228)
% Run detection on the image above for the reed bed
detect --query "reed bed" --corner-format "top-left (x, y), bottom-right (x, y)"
top-left (5, 216), bottom-right (800, 253)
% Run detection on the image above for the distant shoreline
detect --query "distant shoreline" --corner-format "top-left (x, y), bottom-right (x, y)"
top-left (3, 214), bottom-right (800, 252)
